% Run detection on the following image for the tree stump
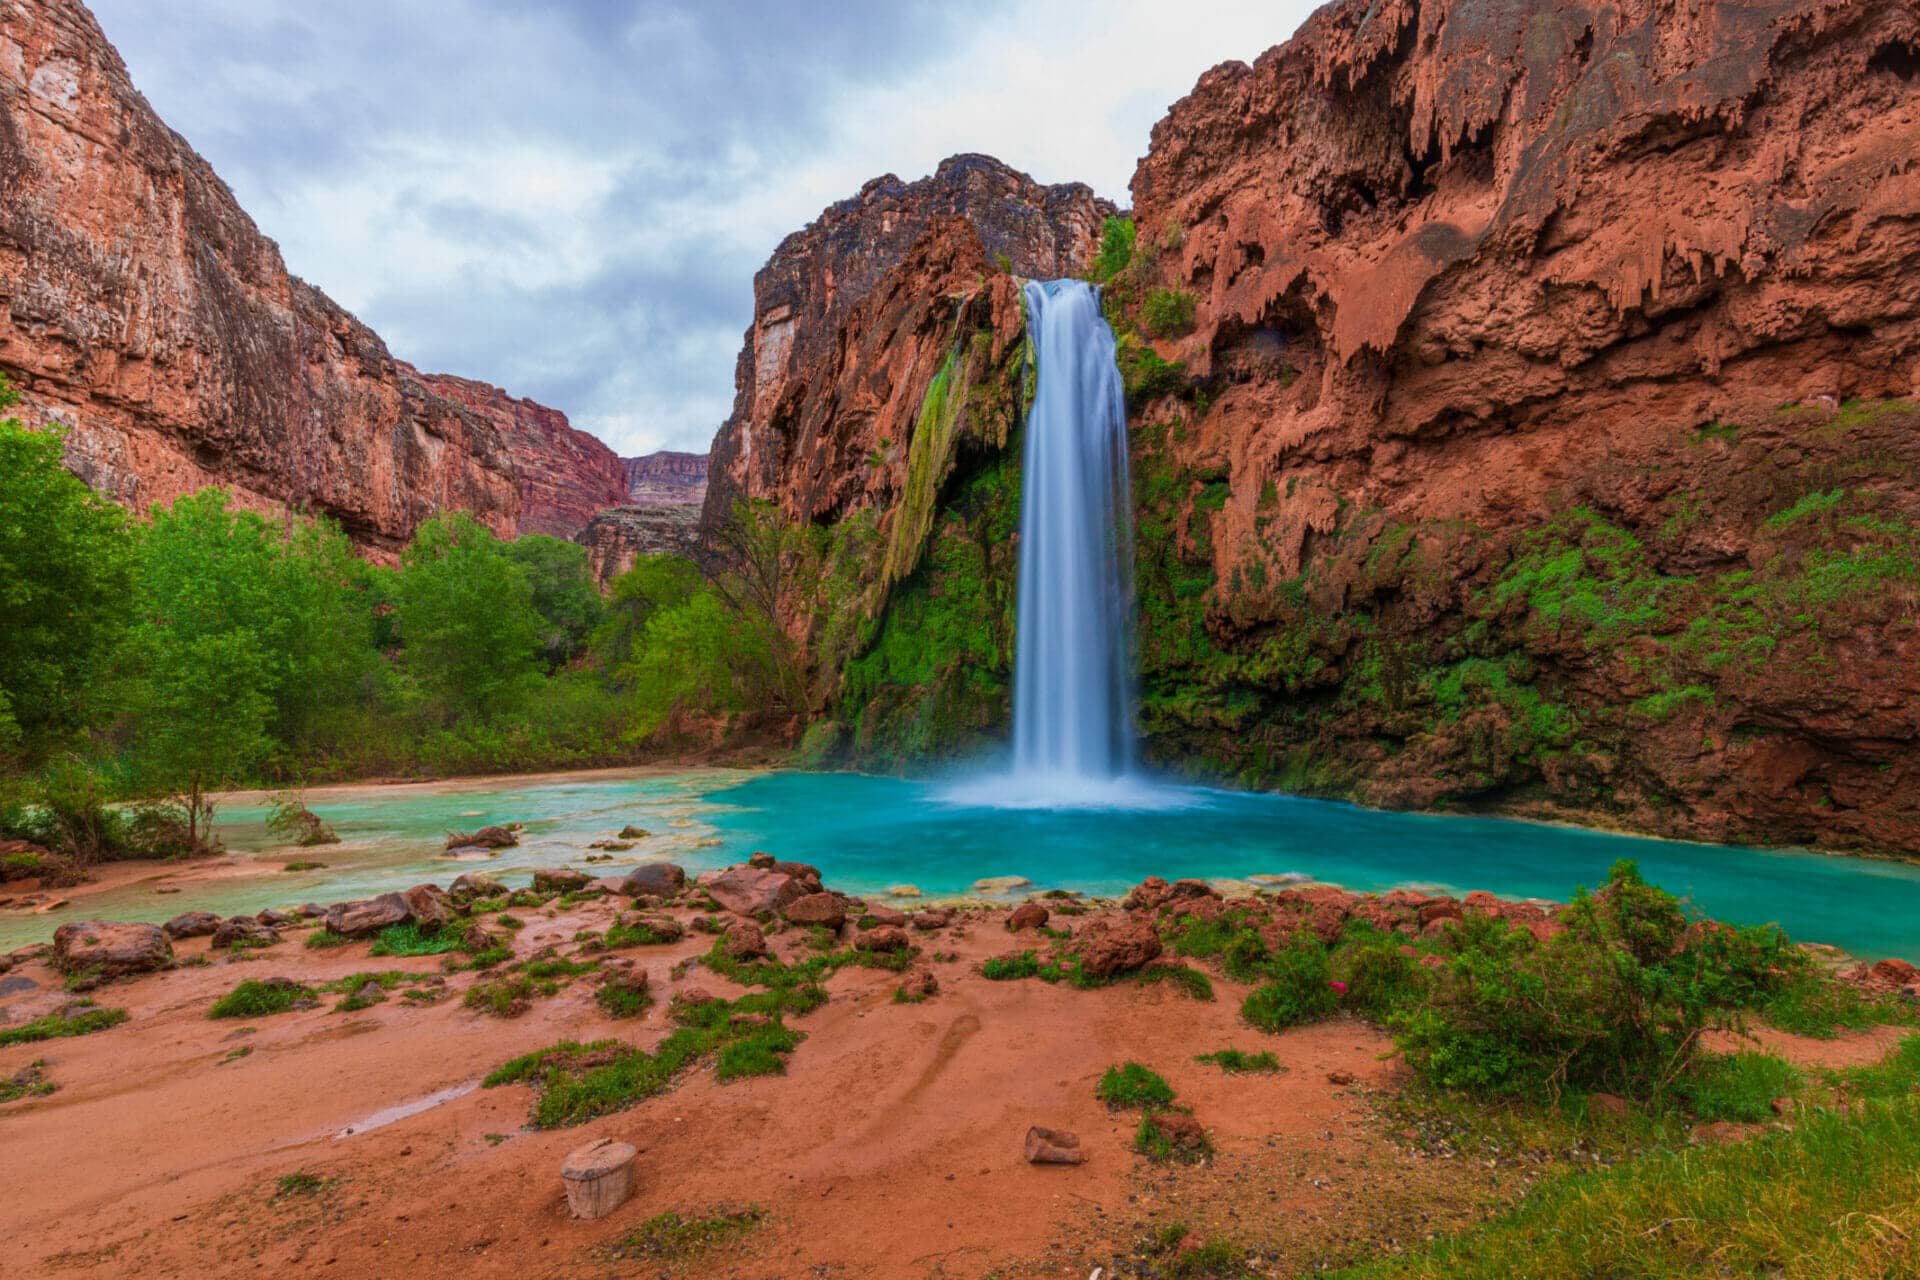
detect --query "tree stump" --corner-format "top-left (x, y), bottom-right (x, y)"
top-left (560, 1137), bottom-right (638, 1219)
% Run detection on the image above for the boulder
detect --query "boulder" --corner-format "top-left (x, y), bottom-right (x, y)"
top-left (532, 868), bottom-right (592, 893)
top-left (256, 909), bottom-right (294, 927)
top-left (1023, 1125), bottom-right (1086, 1165)
top-left (617, 824), bottom-right (650, 839)
top-left (855, 925), bottom-right (910, 953)
top-left (1006, 903), bottom-right (1050, 933)
top-left (1417, 900), bottom-right (1465, 928)
top-left (773, 860), bottom-right (823, 887)
top-left (724, 921), bottom-right (769, 961)
top-left (449, 873), bottom-right (507, 900)
top-left (697, 865), bottom-right (809, 918)
top-left (1076, 918), bottom-right (1162, 978)
top-left (51, 920), bottom-right (173, 977)
top-left (445, 825), bottom-right (517, 850)
top-left (747, 852), bottom-right (776, 868)
top-left (163, 911), bottom-right (222, 940)
top-left (1139, 1110), bottom-right (1208, 1152)
top-left (618, 862), bottom-right (687, 900)
top-left (783, 893), bottom-right (847, 929)
top-left (1123, 876), bottom-right (1220, 913)
top-left (910, 908), bottom-right (955, 932)
top-left (402, 884), bottom-right (457, 929)
top-left (862, 904), bottom-right (908, 928)
top-left (324, 893), bottom-right (412, 939)
top-left (618, 912), bottom-right (685, 944)
top-left (211, 916), bottom-right (280, 950)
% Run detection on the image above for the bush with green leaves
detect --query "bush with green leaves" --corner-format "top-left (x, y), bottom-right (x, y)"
top-left (1140, 287), bottom-right (1197, 338)
top-left (1242, 935), bottom-right (1339, 1032)
top-left (1098, 1061), bottom-right (1175, 1110)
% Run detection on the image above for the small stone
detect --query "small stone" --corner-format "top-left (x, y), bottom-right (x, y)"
top-left (1326, 1069), bottom-right (1356, 1086)
top-left (531, 868), bottom-right (591, 894)
top-left (1006, 903), bottom-right (1050, 933)
top-left (854, 926), bottom-right (909, 953)
top-left (885, 884), bottom-right (922, 898)
top-left (617, 825), bottom-right (650, 839)
top-left (1023, 1125), bottom-right (1085, 1165)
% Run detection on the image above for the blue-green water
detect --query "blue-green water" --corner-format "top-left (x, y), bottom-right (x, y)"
top-left (6, 768), bottom-right (1917, 958)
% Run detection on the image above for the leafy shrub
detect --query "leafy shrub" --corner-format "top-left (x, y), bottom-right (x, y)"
top-left (1242, 938), bottom-right (1339, 1032)
top-left (1195, 1048), bottom-right (1283, 1074)
top-left (983, 951), bottom-right (1041, 980)
top-left (368, 921), bottom-right (462, 957)
top-left (1333, 929), bottom-right (1428, 1022)
top-left (1141, 288), bottom-right (1197, 338)
top-left (1098, 1061), bottom-right (1175, 1110)
top-left (1089, 215), bottom-right (1136, 282)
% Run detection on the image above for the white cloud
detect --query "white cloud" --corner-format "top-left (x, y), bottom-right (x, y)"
top-left (88, 1), bottom-right (1316, 457)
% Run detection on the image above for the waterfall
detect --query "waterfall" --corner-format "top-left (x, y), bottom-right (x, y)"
top-left (1008, 278), bottom-right (1138, 789)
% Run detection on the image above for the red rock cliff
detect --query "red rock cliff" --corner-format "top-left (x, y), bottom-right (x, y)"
top-left (0, 0), bottom-right (620, 553)
top-left (702, 153), bottom-right (1115, 531)
top-left (1107, 0), bottom-right (1920, 849)
top-left (409, 368), bottom-right (627, 539)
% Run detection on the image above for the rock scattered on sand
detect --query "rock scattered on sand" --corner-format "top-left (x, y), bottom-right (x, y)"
top-left (783, 893), bottom-right (847, 930)
top-left (324, 893), bottom-right (411, 939)
top-left (862, 904), bottom-right (907, 928)
top-left (163, 911), bottom-right (221, 940)
top-left (211, 917), bottom-right (279, 950)
top-left (1006, 903), bottom-right (1049, 933)
top-left (855, 926), bottom-right (909, 953)
top-left (532, 868), bottom-right (592, 894)
top-left (449, 873), bottom-right (507, 901)
top-left (910, 909), bottom-right (955, 932)
top-left (724, 921), bottom-right (769, 961)
top-left (51, 920), bottom-right (173, 977)
top-left (1024, 1126), bottom-right (1086, 1165)
top-left (618, 863), bottom-right (686, 900)
top-left (699, 865), bottom-right (809, 918)
top-left (885, 884), bottom-right (922, 898)
top-left (617, 825), bottom-right (650, 839)
top-left (403, 884), bottom-right (457, 928)
top-left (898, 968), bottom-right (938, 1001)
top-left (1075, 919), bottom-right (1162, 978)
top-left (1326, 1069), bottom-right (1356, 1086)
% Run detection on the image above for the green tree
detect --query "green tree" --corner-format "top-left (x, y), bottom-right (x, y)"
top-left (592, 554), bottom-right (702, 676)
top-left (503, 534), bottom-right (605, 668)
top-left (393, 511), bottom-right (543, 718)
top-left (0, 380), bottom-right (133, 762)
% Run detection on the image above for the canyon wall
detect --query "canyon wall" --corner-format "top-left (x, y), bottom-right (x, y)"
top-left (0, 0), bottom-right (613, 554)
top-left (1103, 0), bottom-right (1920, 850)
top-left (702, 153), bottom-right (1114, 532)
top-left (575, 450), bottom-right (711, 582)
top-left (409, 369), bottom-right (628, 539)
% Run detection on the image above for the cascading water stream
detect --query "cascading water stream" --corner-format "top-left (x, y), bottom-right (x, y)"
top-left (1005, 279), bottom-right (1140, 799)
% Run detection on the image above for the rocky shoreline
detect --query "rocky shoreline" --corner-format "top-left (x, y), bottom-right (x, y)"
top-left (2, 846), bottom-right (1912, 1277)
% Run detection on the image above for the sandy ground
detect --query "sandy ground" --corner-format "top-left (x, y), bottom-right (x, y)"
top-left (0, 887), bottom-right (1902, 1279)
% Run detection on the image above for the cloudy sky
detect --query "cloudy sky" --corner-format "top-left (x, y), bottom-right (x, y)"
top-left (91, 1), bottom-right (1312, 457)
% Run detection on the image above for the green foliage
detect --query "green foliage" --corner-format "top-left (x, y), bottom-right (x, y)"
top-left (1241, 938), bottom-right (1338, 1032)
top-left (1134, 962), bottom-right (1215, 1000)
top-left (982, 951), bottom-right (1041, 980)
top-left (502, 534), bottom-right (605, 668)
top-left (591, 554), bottom-right (702, 674)
top-left (303, 929), bottom-right (355, 950)
top-left (1116, 335), bottom-right (1189, 408)
top-left (0, 385), bottom-right (132, 762)
top-left (394, 511), bottom-right (543, 718)
top-left (367, 921), bottom-right (462, 957)
top-left (1133, 1110), bottom-right (1215, 1164)
top-left (1678, 1051), bottom-right (1801, 1122)
top-left (607, 1206), bottom-right (764, 1263)
top-left (594, 978), bottom-right (652, 1019)
top-left (0, 1004), bottom-right (127, 1046)
top-left (208, 978), bottom-right (312, 1019)
top-left (1098, 1061), bottom-right (1175, 1109)
top-left (1195, 1048), bottom-right (1283, 1074)
top-left (1089, 215), bottom-right (1136, 282)
top-left (714, 1023), bottom-right (804, 1080)
top-left (1328, 1096), bottom-right (1920, 1280)
top-left (1140, 287), bottom-right (1197, 338)
top-left (274, 1172), bottom-right (325, 1197)
top-left (0, 1059), bottom-right (55, 1102)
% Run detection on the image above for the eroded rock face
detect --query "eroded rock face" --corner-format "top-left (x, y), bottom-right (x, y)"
top-left (0, 2), bottom-right (628, 554)
top-left (410, 370), bottom-right (628, 539)
top-left (702, 154), bottom-right (1114, 532)
top-left (1113, 0), bottom-right (1920, 851)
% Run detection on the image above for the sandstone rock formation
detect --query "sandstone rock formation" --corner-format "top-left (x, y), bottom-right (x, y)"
top-left (409, 369), bottom-right (628, 539)
top-left (0, 1), bottom-right (623, 553)
top-left (575, 451), bottom-right (709, 580)
top-left (1100, 0), bottom-right (1920, 852)
top-left (702, 153), bottom-right (1115, 530)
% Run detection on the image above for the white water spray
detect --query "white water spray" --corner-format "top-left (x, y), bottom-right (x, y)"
top-left (987, 278), bottom-right (1149, 804)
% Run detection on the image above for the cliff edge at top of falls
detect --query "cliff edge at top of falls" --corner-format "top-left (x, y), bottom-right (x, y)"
top-left (701, 153), bottom-right (1117, 532)
top-left (0, 0), bottom-right (620, 550)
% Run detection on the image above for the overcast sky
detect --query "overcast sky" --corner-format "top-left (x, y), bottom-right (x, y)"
top-left (90, 1), bottom-right (1313, 457)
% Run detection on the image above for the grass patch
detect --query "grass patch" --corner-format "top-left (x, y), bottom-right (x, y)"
top-left (1760, 967), bottom-right (1910, 1038)
top-left (0, 1060), bottom-right (55, 1102)
top-left (1138, 1224), bottom-right (1249, 1278)
top-left (274, 1172), bottom-right (325, 1198)
top-left (604, 918), bottom-right (681, 947)
top-left (367, 921), bottom-right (462, 957)
top-left (1134, 963), bottom-right (1215, 1001)
top-left (281, 860), bottom-right (326, 871)
top-left (303, 929), bottom-right (356, 950)
top-left (209, 978), bottom-right (312, 1019)
top-left (606, 1205), bottom-right (764, 1263)
top-left (1329, 1096), bottom-right (1920, 1280)
top-left (715, 1024), bottom-right (804, 1081)
top-left (0, 1004), bottom-right (127, 1046)
top-left (594, 979), bottom-right (652, 1020)
top-left (1195, 1048), bottom-right (1284, 1074)
top-left (1679, 1051), bottom-right (1801, 1122)
top-left (1099, 1061), bottom-right (1176, 1110)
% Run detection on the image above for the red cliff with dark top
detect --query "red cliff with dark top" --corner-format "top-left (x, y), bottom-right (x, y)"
top-left (0, 0), bottom-right (620, 552)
